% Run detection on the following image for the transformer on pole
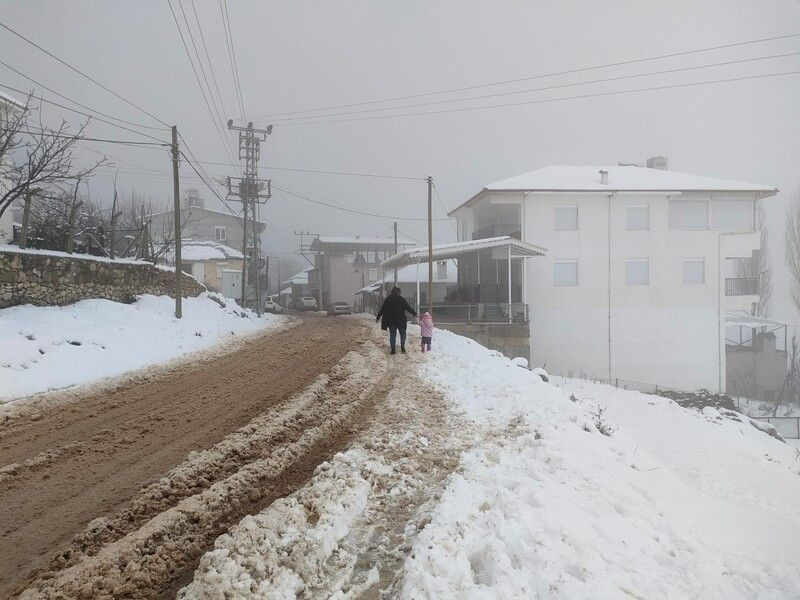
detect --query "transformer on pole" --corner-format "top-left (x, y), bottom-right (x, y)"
top-left (226, 120), bottom-right (272, 315)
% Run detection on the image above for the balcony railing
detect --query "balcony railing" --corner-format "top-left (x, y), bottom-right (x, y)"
top-left (725, 277), bottom-right (759, 296)
top-left (472, 224), bottom-right (521, 240)
top-left (410, 301), bottom-right (529, 324)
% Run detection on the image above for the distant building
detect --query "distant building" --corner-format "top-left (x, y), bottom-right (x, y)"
top-left (0, 91), bottom-right (25, 244)
top-left (173, 239), bottom-right (244, 293)
top-left (356, 260), bottom-right (457, 312)
top-left (448, 161), bottom-right (778, 393)
top-left (307, 236), bottom-right (414, 308)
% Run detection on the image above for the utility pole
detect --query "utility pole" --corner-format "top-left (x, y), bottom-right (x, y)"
top-left (393, 220), bottom-right (398, 287)
top-left (171, 125), bottom-right (182, 319)
top-left (226, 120), bottom-right (272, 316)
top-left (427, 176), bottom-right (433, 315)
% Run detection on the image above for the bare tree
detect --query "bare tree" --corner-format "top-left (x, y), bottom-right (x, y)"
top-left (786, 187), bottom-right (800, 314)
top-left (0, 97), bottom-right (107, 222)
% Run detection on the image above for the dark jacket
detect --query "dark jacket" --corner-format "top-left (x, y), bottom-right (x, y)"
top-left (376, 294), bottom-right (417, 330)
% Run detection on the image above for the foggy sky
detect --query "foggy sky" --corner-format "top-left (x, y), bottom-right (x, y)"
top-left (2, 0), bottom-right (799, 321)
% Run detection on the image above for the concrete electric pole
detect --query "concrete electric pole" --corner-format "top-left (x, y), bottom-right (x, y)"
top-left (171, 125), bottom-right (182, 319)
top-left (226, 120), bottom-right (272, 316)
top-left (393, 220), bottom-right (398, 287)
top-left (427, 176), bottom-right (433, 316)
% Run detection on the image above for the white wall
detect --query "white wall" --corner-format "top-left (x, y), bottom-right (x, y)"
top-left (513, 191), bottom-right (761, 392)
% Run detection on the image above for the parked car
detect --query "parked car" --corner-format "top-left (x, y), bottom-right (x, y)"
top-left (296, 296), bottom-right (318, 311)
top-left (327, 301), bottom-right (352, 316)
top-left (263, 298), bottom-right (283, 314)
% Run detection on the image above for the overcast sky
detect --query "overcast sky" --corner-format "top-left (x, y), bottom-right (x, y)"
top-left (2, 0), bottom-right (799, 319)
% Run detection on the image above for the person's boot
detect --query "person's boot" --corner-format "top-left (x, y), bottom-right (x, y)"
top-left (390, 346), bottom-right (396, 355)
top-left (400, 343), bottom-right (406, 353)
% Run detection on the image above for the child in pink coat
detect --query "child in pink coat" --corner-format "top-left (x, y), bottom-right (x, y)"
top-left (419, 312), bottom-right (433, 352)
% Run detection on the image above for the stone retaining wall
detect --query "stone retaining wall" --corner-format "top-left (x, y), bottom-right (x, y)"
top-left (0, 249), bottom-right (205, 309)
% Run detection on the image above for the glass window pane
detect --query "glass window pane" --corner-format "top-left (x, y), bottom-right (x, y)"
top-left (683, 259), bottom-right (705, 284)
top-left (669, 200), bottom-right (708, 230)
top-left (626, 205), bottom-right (649, 230)
top-left (711, 199), bottom-right (753, 231)
top-left (625, 259), bottom-right (649, 285)
top-left (555, 205), bottom-right (578, 231)
top-left (554, 260), bottom-right (578, 286)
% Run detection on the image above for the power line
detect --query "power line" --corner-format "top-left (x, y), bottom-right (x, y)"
top-left (220, 0), bottom-right (246, 121)
top-left (0, 59), bottom-right (166, 131)
top-left (254, 32), bottom-right (800, 118)
top-left (192, 158), bottom-right (426, 181)
top-left (271, 51), bottom-right (800, 123)
top-left (432, 181), bottom-right (457, 236)
top-left (271, 181), bottom-right (450, 221)
top-left (21, 127), bottom-right (170, 147)
top-left (274, 69), bottom-right (800, 126)
top-left (0, 83), bottom-right (171, 144)
top-left (0, 19), bottom-right (170, 128)
top-left (167, 0), bottom-right (238, 164)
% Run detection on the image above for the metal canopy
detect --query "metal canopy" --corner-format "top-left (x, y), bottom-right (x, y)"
top-left (379, 236), bottom-right (547, 269)
top-left (725, 311), bottom-right (789, 329)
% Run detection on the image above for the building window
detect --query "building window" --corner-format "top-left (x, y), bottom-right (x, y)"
top-left (626, 205), bottom-right (650, 230)
top-left (682, 258), bottom-right (705, 284)
top-left (436, 261), bottom-right (447, 279)
top-left (669, 200), bottom-right (708, 230)
top-left (625, 259), bottom-right (649, 285)
top-left (215, 225), bottom-right (227, 242)
top-left (554, 205), bottom-right (578, 231)
top-left (711, 199), bottom-right (754, 231)
top-left (554, 260), bottom-right (578, 286)
top-left (368, 268), bottom-right (378, 281)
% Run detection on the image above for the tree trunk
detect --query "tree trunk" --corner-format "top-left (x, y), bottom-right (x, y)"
top-left (18, 188), bottom-right (32, 249)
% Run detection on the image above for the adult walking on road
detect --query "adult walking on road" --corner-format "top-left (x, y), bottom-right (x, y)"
top-left (376, 287), bottom-right (417, 354)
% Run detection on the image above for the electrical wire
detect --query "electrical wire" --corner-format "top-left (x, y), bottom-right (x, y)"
top-left (0, 19), bottom-right (170, 128)
top-left (220, 0), bottom-right (246, 122)
top-left (270, 51), bottom-right (800, 123)
top-left (167, 0), bottom-right (238, 164)
top-left (254, 32), bottom-right (800, 118)
top-left (0, 60), bottom-right (167, 131)
top-left (271, 182), bottom-right (450, 221)
top-left (191, 158), bottom-right (426, 181)
top-left (0, 83), bottom-right (172, 144)
top-left (273, 69), bottom-right (800, 126)
top-left (432, 181), bottom-right (457, 236)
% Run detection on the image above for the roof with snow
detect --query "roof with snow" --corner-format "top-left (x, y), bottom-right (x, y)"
top-left (281, 266), bottom-right (313, 286)
top-left (357, 261), bottom-right (458, 293)
top-left (0, 90), bottom-right (25, 110)
top-left (380, 236), bottom-right (547, 269)
top-left (310, 236), bottom-right (415, 250)
top-left (451, 165), bottom-right (777, 214)
top-left (178, 240), bottom-right (243, 261)
top-left (725, 311), bottom-right (789, 329)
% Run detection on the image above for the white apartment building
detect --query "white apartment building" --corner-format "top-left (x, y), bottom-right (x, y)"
top-left (0, 91), bottom-right (25, 243)
top-left (449, 162), bottom-right (776, 393)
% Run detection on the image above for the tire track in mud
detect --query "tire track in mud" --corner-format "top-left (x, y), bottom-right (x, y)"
top-left (14, 339), bottom-right (394, 600)
top-left (0, 316), bottom-right (370, 598)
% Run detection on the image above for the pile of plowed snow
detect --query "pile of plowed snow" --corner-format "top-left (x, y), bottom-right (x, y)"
top-left (402, 327), bottom-right (800, 598)
top-left (0, 293), bottom-right (284, 402)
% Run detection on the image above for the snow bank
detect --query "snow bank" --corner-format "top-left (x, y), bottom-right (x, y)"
top-left (403, 327), bottom-right (800, 599)
top-left (0, 292), bottom-right (283, 402)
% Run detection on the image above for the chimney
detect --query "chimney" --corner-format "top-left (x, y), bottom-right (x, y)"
top-left (599, 169), bottom-right (609, 185)
top-left (646, 156), bottom-right (668, 170)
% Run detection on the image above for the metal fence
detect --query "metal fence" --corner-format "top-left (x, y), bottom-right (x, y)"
top-left (472, 224), bottom-right (521, 240)
top-left (725, 277), bottom-right (758, 296)
top-left (752, 417), bottom-right (800, 439)
top-left (407, 301), bottom-right (529, 324)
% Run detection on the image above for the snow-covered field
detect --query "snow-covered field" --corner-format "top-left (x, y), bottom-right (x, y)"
top-left (179, 324), bottom-right (800, 599)
top-left (403, 329), bottom-right (800, 599)
top-left (0, 293), bottom-right (284, 402)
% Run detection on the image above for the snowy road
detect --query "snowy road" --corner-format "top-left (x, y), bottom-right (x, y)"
top-left (0, 316), bottom-right (378, 598)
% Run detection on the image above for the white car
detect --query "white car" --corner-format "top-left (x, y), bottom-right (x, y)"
top-left (263, 298), bottom-right (283, 314)
top-left (297, 296), bottom-right (318, 311)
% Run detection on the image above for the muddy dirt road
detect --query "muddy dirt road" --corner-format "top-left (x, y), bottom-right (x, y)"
top-left (0, 316), bottom-right (374, 598)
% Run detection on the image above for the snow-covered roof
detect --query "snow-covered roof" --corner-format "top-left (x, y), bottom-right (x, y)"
top-left (310, 236), bottom-right (415, 249)
top-left (179, 240), bottom-right (243, 261)
top-left (281, 266), bottom-right (313, 286)
top-left (381, 236), bottom-right (547, 269)
top-left (356, 261), bottom-right (458, 293)
top-left (451, 165), bottom-right (777, 214)
top-left (0, 90), bottom-right (25, 110)
top-left (725, 311), bottom-right (789, 329)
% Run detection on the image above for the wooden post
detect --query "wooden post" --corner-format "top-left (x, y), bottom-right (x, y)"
top-left (427, 176), bottom-right (433, 315)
